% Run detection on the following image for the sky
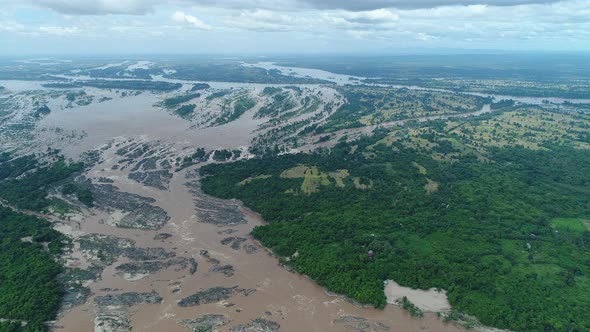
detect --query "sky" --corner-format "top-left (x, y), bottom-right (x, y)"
top-left (0, 0), bottom-right (589, 55)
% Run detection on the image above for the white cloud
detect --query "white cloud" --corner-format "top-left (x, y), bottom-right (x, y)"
top-left (23, 0), bottom-right (569, 15)
top-left (28, 0), bottom-right (158, 15)
top-left (172, 11), bottom-right (212, 30)
top-left (39, 25), bottom-right (79, 35)
top-left (1, 0), bottom-right (588, 53)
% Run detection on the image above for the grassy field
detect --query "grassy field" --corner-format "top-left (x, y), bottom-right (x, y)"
top-left (551, 218), bottom-right (590, 232)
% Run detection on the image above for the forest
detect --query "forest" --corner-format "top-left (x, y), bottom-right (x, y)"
top-left (0, 151), bottom-right (93, 331)
top-left (0, 153), bottom-right (87, 211)
top-left (200, 131), bottom-right (590, 332)
top-left (0, 207), bottom-right (65, 331)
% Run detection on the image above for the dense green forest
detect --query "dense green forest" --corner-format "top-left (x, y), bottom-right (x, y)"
top-left (201, 132), bottom-right (590, 331)
top-left (0, 153), bottom-right (87, 211)
top-left (0, 207), bottom-right (65, 331)
top-left (0, 152), bottom-right (91, 331)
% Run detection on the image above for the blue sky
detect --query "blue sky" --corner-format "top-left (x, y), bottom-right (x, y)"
top-left (0, 0), bottom-right (589, 54)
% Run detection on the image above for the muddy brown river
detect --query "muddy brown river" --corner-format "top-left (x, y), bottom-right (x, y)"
top-left (54, 147), bottom-right (464, 332)
top-left (1, 78), bottom-right (469, 331)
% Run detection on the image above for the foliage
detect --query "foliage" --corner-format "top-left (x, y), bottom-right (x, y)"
top-left (0, 207), bottom-right (65, 331)
top-left (212, 149), bottom-right (233, 161)
top-left (0, 154), bottom-right (85, 211)
top-left (399, 296), bottom-right (424, 318)
top-left (163, 93), bottom-right (201, 108)
top-left (213, 96), bottom-right (256, 126)
top-left (62, 184), bottom-right (94, 207)
top-left (191, 83), bottom-right (210, 91)
top-left (33, 105), bottom-right (51, 118)
top-left (175, 104), bottom-right (196, 118)
top-left (200, 135), bottom-right (590, 332)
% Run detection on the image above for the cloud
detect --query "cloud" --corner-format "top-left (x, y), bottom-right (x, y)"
top-left (39, 25), bottom-right (79, 35)
top-left (297, 0), bottom-right (565, 11)
top-left (26, 0), bottom-right (158, 15)
top-left (25, 0), bottom-right (568, 15)
top-left (171, 11), bottom-right (212, 29)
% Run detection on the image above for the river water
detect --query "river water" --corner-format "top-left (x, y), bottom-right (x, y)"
top-left (0, 62), bottom-right (545, 331)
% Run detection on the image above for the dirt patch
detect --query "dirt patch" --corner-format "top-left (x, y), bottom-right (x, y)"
top-left (385, 280), bottom-right (451, 313)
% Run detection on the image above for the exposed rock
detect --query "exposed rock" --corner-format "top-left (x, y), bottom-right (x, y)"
top-left (94, 291), bottom-right (162, 306)
top-left (189, 258), bottom-right (198, 274)
top-left (177, 287), bottom-right (256, 308)
top-left (128, 170), bottom-right (172, 190)
top-left (372, 322), bottom-right (391, 331)
top-left (218, 228), bottom-right (239, 235)
top-left (94, 291), bottom-right (162, 332)
top-left (94, 313), bottom-right (130, 332)
top-left (229, 318), bottom-right (280, 332)
top-left (188, 181), bottom-right (246, 225)
top-left (244, 244), bottom-right (258, 254)
top-left (79, 234), bottom-right (174, 265)
top-left (179, 314), bottom-right (230, 332)
top-left (123, 247), bottom-right (176, 261)
top-left (221, 236), bottom-right (247, 250)
top-left (154, 233), bottom-right (173, 241)
top-left (333, 316), bottom-right (386, 331)
top-left (81, 181), bottom-right (170, 230)
top-left (97, 177), bottom-right (114, 183)
top-left (115, 257), bottom-right (196, 278)
top-left (178, 287), bottom-right (238, 307)
top-left (210, 264), bottom-right (235, 277)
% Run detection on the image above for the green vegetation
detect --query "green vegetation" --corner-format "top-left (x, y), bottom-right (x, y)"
top-left (550, 218), bottom-right (590, 233)
top-left (163, 93), bottom-right (201, 108)
top-left (191, 83), bottom-right (210, 91)
top-left (33, 105), bottom-right (51, 118)
top-left (256, 88), bottom-right (296, 118)
top-left (399, 297), bottom-right (424, 318)
top-left (275, 54), bottom-right (590, 98)
top-left (61, 183), bottom-right (94, 207)
top-left (0, 153), bottom-right (85, 211)
top-left (213, 96), bottom-right (256, 126)
top-left (163, 62), bottom-right (329, 84)
top-left (0, 206), bottom-right (66, 331)
top-left (201, 120), bottom-right (590, 331)
top-left (212, 150), bottom-right (231, 161)
top-left (175, 104), bottom-right (196, 118)
top-left (206, 90), bottom-right (231, 101)
top-left (316, 86), bottom-right (490, 133)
